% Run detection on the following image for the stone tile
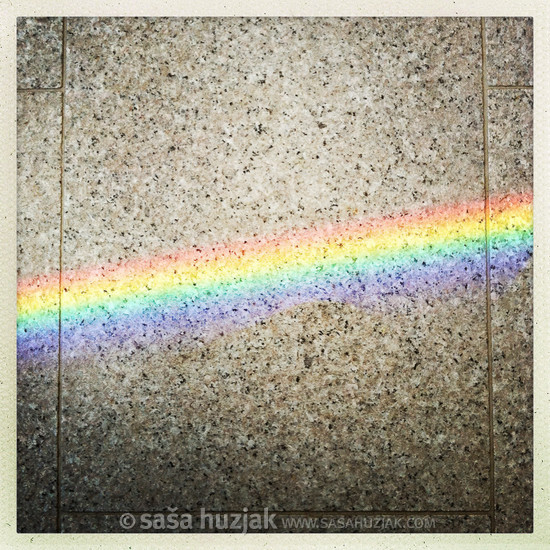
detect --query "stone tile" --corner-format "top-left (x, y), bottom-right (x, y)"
top-left (60, 18), bottom-right (489, 516)
top-left (488, 89), bottom-right (533, 532)
top-left (17, 92), bottom-right (62, 279)
top-left (61, 511), bottom-right (491, 533)
top-left (485, 18), bottom-right (533, 86)
top-left (63, 17), bottom-right (484, 267)
top-left (491, 264), bottom-right (533, 533)
top-left (62, 296), bottom-right (490, 512)
top-left (17, 91), bottom-right (62, 532)
top-left (488, 90), bottom-right (533, 196)
top-left (17, 17), bottom-right (63, 89)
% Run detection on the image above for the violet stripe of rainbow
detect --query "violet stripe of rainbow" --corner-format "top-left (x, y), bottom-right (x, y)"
top-left (17, 192), bottom-right (532, 348)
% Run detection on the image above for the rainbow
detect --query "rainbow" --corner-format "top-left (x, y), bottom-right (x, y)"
top-left (17, 192), bottom-right (533, 362)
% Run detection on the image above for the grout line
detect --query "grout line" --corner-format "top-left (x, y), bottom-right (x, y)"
top-left (480, 17), bottom-right (496, 534)
top-left (61, 510), bottom-right (493, 517)
top-left (487, 85), bottom-right (533, 90)
top-left (17, 87), bottom-right (63, 92)
top-left (56, 17), bottom-right (67, 535)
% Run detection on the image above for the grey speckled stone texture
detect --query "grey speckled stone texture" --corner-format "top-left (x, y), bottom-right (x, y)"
top-left (58, 17), bottom-right (491, 519)
top-left (62, 17), bottom-right (484, 266)
top-left (488, 90), bottom-right (533, 197)
top-left (15, 17), bottom-right (534, 533)
top-left (488, 89), bottom-right (533, 532)
top-left (62, 300), bottom-right (490, 512)
top-left (58, 17), bottom-right (492, 519)
top-left (485, 18), bottom-right (533, 86)
top-left (17, 92), bottom-right (61, 532)
top-left (17, 17), bottom-right (63, 89)
top-left (17, 93), bottom-right (62, 279)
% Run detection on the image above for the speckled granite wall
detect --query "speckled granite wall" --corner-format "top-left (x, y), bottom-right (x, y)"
top-left (16, 17), bottom-right (533, 533)
top-left (17, 90), bottom-right (61, 533)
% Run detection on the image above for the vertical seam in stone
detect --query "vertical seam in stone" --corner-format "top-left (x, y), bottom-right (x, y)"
top-left (56, 16), bottom-right (67, 534)
top-left (481, 17), bottom-right (496, 534)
